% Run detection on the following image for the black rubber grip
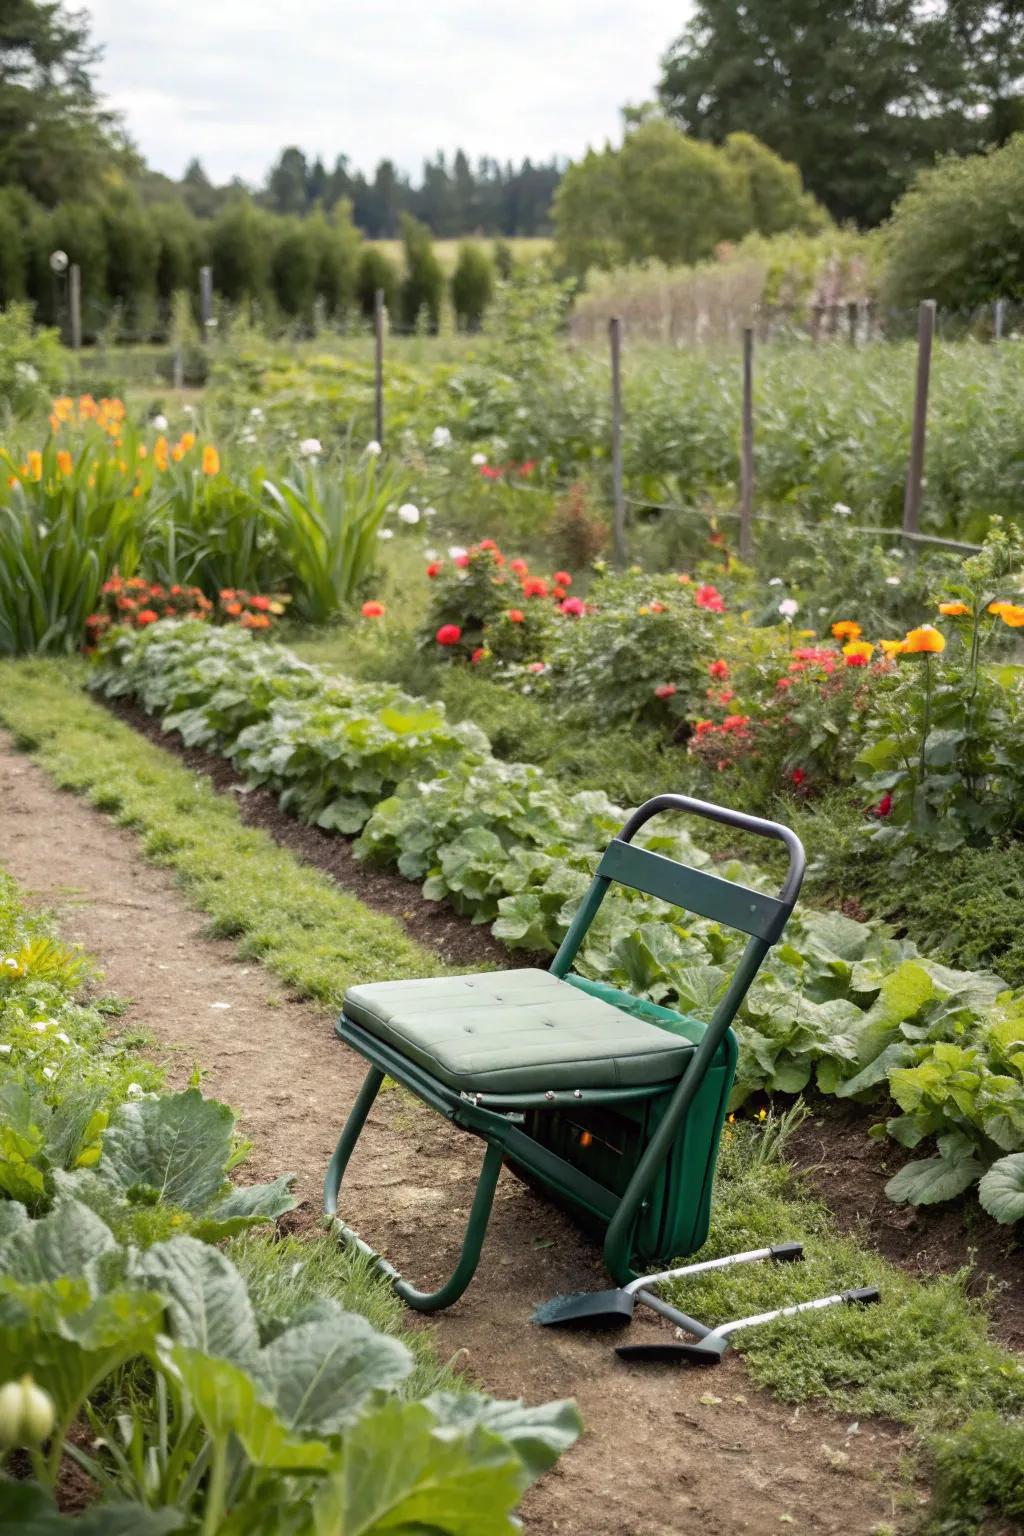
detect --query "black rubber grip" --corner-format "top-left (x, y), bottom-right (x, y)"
top-left (769, 1242), bottom-right (804, 1263)
top-left (842, 1287), bottom-right (881, 1306)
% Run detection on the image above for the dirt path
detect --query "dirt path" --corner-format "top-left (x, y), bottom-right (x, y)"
top-left (0, 732), bottom-right (916, 1535)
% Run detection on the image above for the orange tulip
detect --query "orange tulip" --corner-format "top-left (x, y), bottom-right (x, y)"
top-left (56, 450), bottom-right (73, 477)
top-left (27, 451), bottom-right (42, 481)
top-left (902, 625), bottom-right (946, 654)
top-left (202, 445), bottom-right (220, 476)
top-left (179, 431), bottom-right (196, 453)
top-left (154, 436), bottom-right (169, 471)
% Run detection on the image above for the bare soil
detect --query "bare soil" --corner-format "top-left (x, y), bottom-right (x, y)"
top-left (0, 732), bottom-right (919, 1534)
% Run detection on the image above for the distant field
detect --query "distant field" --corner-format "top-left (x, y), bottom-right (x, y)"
top-left (367, 236), bottom-right (552, 274)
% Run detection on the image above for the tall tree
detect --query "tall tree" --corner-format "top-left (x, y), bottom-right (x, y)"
top-left (0, 0), bottom-right (131, 204)
top-left (659, 1), bottom-right (999, 226)
top-left (266, 145), bottom-right (309, 216)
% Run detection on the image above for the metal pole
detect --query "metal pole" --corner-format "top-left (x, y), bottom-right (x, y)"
top-left (902, 300), bottom-right (936, 536)
top-left (739, 327), bottom-right (754, 563)
top-left (995, 298), bottom-right (1006, 341)
top-left (373, 287), bottom-right (385, 448)
top-left (199, 265), bottom-right (213, 336)
top-left (609, 316), bottom-right (626, 566)
top-left (69, 264), bottom-right (82, 351)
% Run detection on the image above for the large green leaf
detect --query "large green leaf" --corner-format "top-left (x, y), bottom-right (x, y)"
top-left (251, 1301), bottom-right (412, 1436)
top-left (0, 1482), bottom-right (184, 1535)
top-left (885, 1137), bottom-right (985, 1206)
top-left (192, 1172), bottom-right (298, 1241)
top-left (423, 1393), bottom-right (583, 1486)
top-left (131, 1236), bottom-right (260, 1362)
top-left (312, 1399), bottom-right (526, 1536)
top-left (99, 1089), bottom-right (233, 1212)
top-left (0, 1198), bottom-right (116, 1284)
top-left (163, 1344), bottom-right (331, 1470)
top-left (0, 1200), bottom-right (30, 1242)
top-left (977, 1153), bottom-right (1024, 1225)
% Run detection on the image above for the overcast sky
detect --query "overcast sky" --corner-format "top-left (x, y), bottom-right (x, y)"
top-left (81, 2), bottom-right (690, 186)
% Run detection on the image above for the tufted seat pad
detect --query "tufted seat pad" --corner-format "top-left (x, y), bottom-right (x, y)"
top-left (341, 969), bottom-right (695, 1095)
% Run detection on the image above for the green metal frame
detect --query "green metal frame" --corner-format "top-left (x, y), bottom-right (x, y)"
top-left (324, 793), bottom-right (805, 1312)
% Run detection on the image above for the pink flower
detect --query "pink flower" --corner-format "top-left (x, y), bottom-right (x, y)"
top-left (695, 584), bottom-right (725, 613)
top-left (527, 661), bottom-right (546, 674)
top-left (654, 683), bottom-right (677, 700)
top-left (560, 596), bottom-right (585, 616)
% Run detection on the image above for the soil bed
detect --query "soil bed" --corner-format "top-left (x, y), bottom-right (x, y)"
top-left (0, 728), bottom-right (916, 1535)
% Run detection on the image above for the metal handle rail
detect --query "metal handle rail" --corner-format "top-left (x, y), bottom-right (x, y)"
top-left (551, 795), bottom-right (806, 1286)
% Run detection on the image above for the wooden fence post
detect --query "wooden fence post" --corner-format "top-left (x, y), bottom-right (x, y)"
top-left (199, 266), bottom-right (213, 336)
top-left (902, 300), bottom-right (936, 536)
top-left (847, 300), bottom-right (859, 346)
top-left (994, 298), bottom-right (1006, 341)
top-left (739, 327), bottom-right (755, 563)
top-left (373, 288), bottom-right (385, 448)
top-left (609, 316), bottom-right (626, 567)
top-left (68, 264), bottom-right (82, 351)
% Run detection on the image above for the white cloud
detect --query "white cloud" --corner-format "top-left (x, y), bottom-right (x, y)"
top-left (82, 1), bottom-right (690, 184)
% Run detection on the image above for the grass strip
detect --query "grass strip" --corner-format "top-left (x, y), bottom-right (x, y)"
top-left (0, 659), bottom-right (450, 1005)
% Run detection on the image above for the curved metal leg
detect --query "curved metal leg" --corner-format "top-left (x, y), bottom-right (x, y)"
top-left (324, 1066), bottom-right (503, 1313)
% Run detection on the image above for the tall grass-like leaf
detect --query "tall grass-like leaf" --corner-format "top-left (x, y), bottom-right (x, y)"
top-left (262, 455), bottom-right (403, 623)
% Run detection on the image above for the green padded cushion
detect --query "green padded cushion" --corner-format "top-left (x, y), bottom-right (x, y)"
top-left (341, 969), bottom-right (695, 1094)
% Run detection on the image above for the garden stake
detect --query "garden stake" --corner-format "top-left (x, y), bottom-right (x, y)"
top-left (324, 794), bottom-right (878, 1345)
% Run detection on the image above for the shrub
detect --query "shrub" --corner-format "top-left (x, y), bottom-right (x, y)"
top-left (356, 244), bottom-right (399, 320)
top-left (0, 304), bottom-right (63, 417)
top-left (271, 218), bottom-right (318, 321)
top-left (884, 133), bottom-right (1024, 308)
top-left (399, 214), bottom-right (444, 332)
top-left (451, 242), bottom-right (495, 330)
top-left (925, 1412), bottom-right (1024, 1533)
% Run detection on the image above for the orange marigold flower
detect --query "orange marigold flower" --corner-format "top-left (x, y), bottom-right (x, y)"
top-left (938, 601), bottom-right (970, 617)
top-left (56, 449), bottom-right (73, 476)
top-left (361, 601), bottom-right (385, 618)
top-left (988, 600), bottom-right (1011, 616)
top-left (879, 638), bottom-right (905, 658)
top-left (202, 445), bottom-right (220, 476)
top-left (902, 625), bottom-right (946, 654)
top-left (997, 602), bottom-right (1024, 628)
top-left (831, 620), bottom-right (861, 641)
top-left (843, 639), bottom-right (875, 663)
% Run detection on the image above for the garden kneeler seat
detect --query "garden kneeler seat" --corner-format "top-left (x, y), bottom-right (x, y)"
top-left (324, 793), bottom-right (806, 1316)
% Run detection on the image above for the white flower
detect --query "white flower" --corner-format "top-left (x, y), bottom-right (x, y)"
top-left (151, 414), bottom-right (168, 432)
top-left (299, 437), bottom-right (322, 457)
top-left (397, 503), bottom-right (420, 525)
top-left (424, 505), bottom-right (437, 518)
top-left (886, 576), bottom-right (901, 586)
top-left (0, 1043), bottom-right (10, 1055)
top-left (470, 452), bottom-right (487, 467)
top-left (239, 430), bottom-right (257, 445)
top-left (14, 361), bottom-right (39, 383)
top-left (2, 957), bottom-right (18, 970)
top-left (768, 577), bottom-right (783, 587)
top-left (42, 1066), bottom-right (55, 1080)
top-left (377, 528), bottom-right (394, 540)
top-left (448, 545), bottom-right (468, 560)
top-left (183, 403), bottom-right (195, 416)
top-left (833, 502), bottom-right (852, 517)
top-left (778, 598), bottom-right (799, 619)
top-left (431, 426), bottom-right (452, 448)
top-left (365, 440), bottom-right (382, 457)
top-left (55, 1031), bottom-right (71, 1045)
top-left (249, 406), bottom-right (264, 421)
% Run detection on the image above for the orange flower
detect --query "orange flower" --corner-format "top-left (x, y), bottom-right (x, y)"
top-left (902, 625), bottom-right (946, 654)
top-left (52, 396), bottom-right (73, 422)
top-left (938, 601), bottom-right (970, 617)
top-left (171, 445), bottom-right (185, 463)
top-left (48, 413), bottom-right (61, 433)
top-left (361, 600), bottom-right (385, 618)
top-left (27, 451), bottom-right (42, 481)
top-left (240, 611), bottom-right (271, 629)
top-left (831, 620), bottom-right (861, 641)
top-left (996, 602), bottom-right (1024, 628)
top-left (879, 638), bottom-right (905, 658)
top-left (843, 639), bottom-right (875, 663)
top-left (988, 601), bottom-right (1011, 616)
top-left (179, 432), bottom-right (196, 453)
top-left (56, 449), bottom-right (73, 477)
top-left (202, 445), bottom-right (220, 476)
top-left (224, 601), bottom-right (242, 616)
top-left (154, 436), bottom-right (169, 471)
top-left (78, 394), bottom-right (98, 419)
top-left (137, 443), bottom-right (148, 460)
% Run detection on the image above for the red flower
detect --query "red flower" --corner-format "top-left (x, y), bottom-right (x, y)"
top-left (454, 552), bottom-right (470, 569)
top-left (844, 651), bottom-right (869, 668)
top-left (117, 596), bottom-right (137, 612)
top-left (790, 768), bottom-right (806, 787)
top-left (361, 601), bottom-right (385, 618)
top-left (507, 608), bottom-right (525, 623)
top-left (654, 683), bottom-right (677, 699)
top-left (776, 677), bottom-right (793, 691)
top-left (471, 647), bottom-right (485, 664)
top-left (250, 595), bottom-right (271, 611)
top-left (518, 459), bottom-right (537, 475)
top-left (436, 624), bottom-right (462, 646)
top-left (479, 538), bottom-right (499, 551)
top-left (717, 689), bottom-right (734, 704)
top-left (560, 596), bottom-right (585, 616)
top-left (877, 793), bottom-right (893, 817)
top-left (509, 559), bottom-right (528, 576)
top-left (708, 659), bottom-right (729, 680)
top-left (695, 584), bottom-right (725, 613)
top-left (136, 608), bottom-right (159, 626)
top-left (480, 464), bottom-right (502, 480)
top-left (522, 577), bottom-right (548, 598)
top-left (722, 714), bottom-right (750, 731)
top-left (649, 600), bottom-right (665, 614)
top-left (552, 586), bottom-right (566, 600)
top-left (554, 571), bottom-right (572, 587)
top-left (426, 561), bottom-right (443, 578)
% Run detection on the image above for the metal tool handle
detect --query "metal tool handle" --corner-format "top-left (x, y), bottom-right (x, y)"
top-left (616, 794), bottom-right (806, 910)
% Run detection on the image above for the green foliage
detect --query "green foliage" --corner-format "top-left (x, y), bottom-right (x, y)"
top-left (355, 244), bottom-right (400, 319)
top-left (399, 213), bottom-right (444, 332)
top-left (0, 305), bottom-right (63, 418)
top-left (924, 1412), bottom-right (1024, 1533)
top-left (270, 218), bottom-right (317, 321)
top-left (450, 242), bottom-right (495, 330)
top-left (208, 198), bottom-right (272, 306)
top-left (885, 132), bottom-right (1024, 306)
